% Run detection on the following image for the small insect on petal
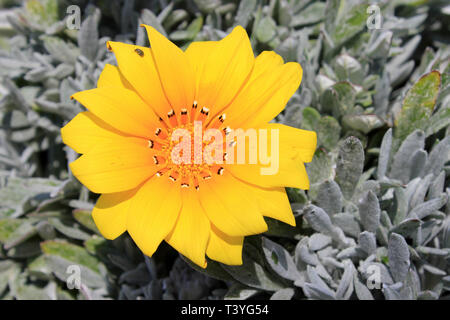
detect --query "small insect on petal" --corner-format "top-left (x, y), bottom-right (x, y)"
top-left (135, 48), bottom-right (144, 57)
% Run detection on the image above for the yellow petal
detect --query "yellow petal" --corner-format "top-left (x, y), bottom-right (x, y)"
top-left (225, 62), bottom-right (302, 128)
top-left (142, 25), bottom-right (195, 113)
top-left (97, 64), bottom-right (132, 89)
top-left (127, 176), bottom-right (182, 257)
top-left (61, 111), bottom-right (125, 154)
top-left (92, 187), bottom-right (139, 239)
top-left (196, 26), bottom-right (254, 117)
top-left (71, 87), bottom-right (159, 139)
top-left (166, 188), bottom-right (210, 268)
top-left (271, 123), bottom-right (317, 163)
top-left (248, 51), bottom-right (284, 83)
top-left (226, 157), bottom-right (310, 190)
top-left (185, 40), bottom-right (217, 102)
top-left (206, 225), bottom-right (243, 265)
top-left (106, 41), bottom-right (173, 118)
top-left (198, 171), bottom-right (268, 237)
top-left (69, 137), bottom-right (158, 194)
top-left (243, 181), bottom-right (295, 226)
top-left (224, 123), bottom-right (316, 189)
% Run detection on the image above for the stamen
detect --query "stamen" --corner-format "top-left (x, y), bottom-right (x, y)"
top-left (180, 108), bottom-right (189, 125)
top-left (155, 127), bottom-right (168, 140)
top-left (170, 172), bottom-right (180, 182)
top-left (159, 117), bottom-right (170, 131)
top-left (153, 155), bottom-right (166, 165)
top-left (210, 113), bottom-right (226, 129)
top-left (197, 107), bottom-right (209, 123)
top-left (211, 165), bottom-right (224, 175)
top-left (191, 101), bottom-right (198, 120)
top-left (167, 109), bottom-right (178, 127)
top-left (200, 170), bottom-right (212, 180)
top-left (180, 176), bottom-right (190, 188)
top-left (223, 127), bottom-right (232, 135)
top-left (156, 167), bottom-right (170, 177)
top-left (148, 139), bottom-right (163, 150)
top-left (193, 176), bottom-right (199, 190)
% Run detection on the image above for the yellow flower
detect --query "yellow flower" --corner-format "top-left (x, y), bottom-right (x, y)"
top-left (61, 25), bottom-right (316, 268)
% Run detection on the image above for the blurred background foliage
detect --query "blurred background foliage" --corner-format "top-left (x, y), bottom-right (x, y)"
top-left (0, 0), bottom-right (449, 300)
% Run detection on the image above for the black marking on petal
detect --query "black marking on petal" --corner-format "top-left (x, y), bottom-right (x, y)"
top-left (223, 127), bottom-right (231, 135)
top-left (155, 128), bottom-right (162, 136)
top-left (181, 183), bottom-right (189, 188)
top-left (169, 175), bottom-right (177, 182)
top-left (153, 156), bottom-right (159, 164)
top-left (192, 101), bottom-right (198, 109)
top-left (148, 140), bottom-right (154, 148)
top-left (181, 108), bottom-right (188, 115)
top-left (202, 175), bottom-right (211, 180)
top-left (156, 171), bottom-right (163, 177)
top-left (217, 167), bottom-right (224, 175)
top-left (167, 109), bottom-right (175, 118)
top-left (219, 114), bottom-right (226, 122)
top-left (200, 107), bottom-right (209, 115)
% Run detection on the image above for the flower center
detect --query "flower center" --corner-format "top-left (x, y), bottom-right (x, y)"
top-left (147, 101), bottom-right (228, 190)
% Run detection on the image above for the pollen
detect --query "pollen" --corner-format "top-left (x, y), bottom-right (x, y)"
top-left (151, 104), bottom-right (227, 190)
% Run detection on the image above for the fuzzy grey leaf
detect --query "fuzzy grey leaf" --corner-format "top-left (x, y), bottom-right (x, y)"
top-left (390, 130), bottom-right (425, 183)
top-left (409, 174), bottom-right (433, 209)
top-left (423, 136), bottom-right (450, 177)
top-left (296, 242), bottom-right (320, 266)
top-left (417, 290), bottom-right (439, 300)
top-left (353, 273), bottom-right (374, 300)
top-left (304, 205), bottom-right (334, 234)
top-left (409, 149), bottom-right (427, 180)
top-left (359, 231), bottom-right (377, 256)
top-left (234, 0), bottom-right (257, 28)
top-left (332, 213), bottom-right (361, 238)
top-left (262, 237), bottom-right (300, 281)
top-left (358, 191), bottom-right (381, 233)
top-left (315, 180), bottom-right (343, 216)
top-left (270, 288), bottom-right (295, 300)
top-left (335, 261), bottom-right (355, 300)
top-left (388, 233), bottom-right (410, 282)
top-left (429, 171), bottom-right (445, 199)
top-left (77, 11), bottom-right (99, 61)
top-left (303, 282), bottom-right (335, 300)
top-left (377, 128), bottom-right (392, 179)
top-left (308, 233), bottom-right (332, 252)
top-left (335, 136), bottom-right (364, 200)
top-left (224, 284), bottom-right (259, 300)
top-left (409, 194), bottom-right (447, 220)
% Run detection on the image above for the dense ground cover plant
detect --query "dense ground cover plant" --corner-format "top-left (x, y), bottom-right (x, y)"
top-left (0, 0), bottom-right (449, 300)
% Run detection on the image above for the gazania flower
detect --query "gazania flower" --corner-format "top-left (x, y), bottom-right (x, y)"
top-left (61, 25), bottom-right (316, 268)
